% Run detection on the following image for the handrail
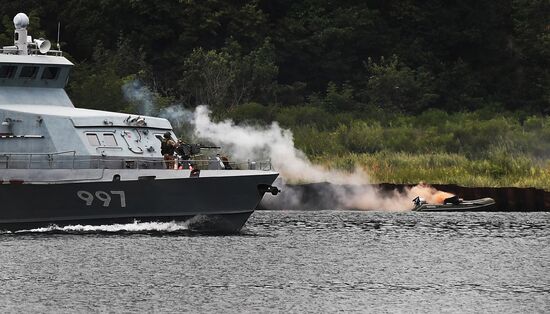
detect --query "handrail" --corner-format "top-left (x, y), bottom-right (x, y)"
top-left (0, 151), bottom-right (76, 169)
top-left (0, 151), bottom-right (272, 171)
top-left (0, 150), bottom-right (76, 156)
top-left (0, 48), bottom-right (64, 57)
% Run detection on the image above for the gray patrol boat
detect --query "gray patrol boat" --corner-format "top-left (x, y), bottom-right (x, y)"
top-left (0, 13), bottom-right (279, 232)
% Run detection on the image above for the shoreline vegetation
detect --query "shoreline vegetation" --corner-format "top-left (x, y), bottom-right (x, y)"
top-left (226, 105), bottom-right (550, 190)
top-left (315, 152), bottom-right (550, 190)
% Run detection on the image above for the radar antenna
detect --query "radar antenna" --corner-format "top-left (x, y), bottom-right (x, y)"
top-left (13, 13), bottom-right (30, 55)
top-left (7, 13), bottom-right (52, 55)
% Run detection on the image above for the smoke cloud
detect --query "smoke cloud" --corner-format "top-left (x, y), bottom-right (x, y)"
top-left (122, 80), bottom-right (155, 116)
top-left (191, 106), bottom-right (454, 211)
top-left (123, 81), bottom-right (453, 211)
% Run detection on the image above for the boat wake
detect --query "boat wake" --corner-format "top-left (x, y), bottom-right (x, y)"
top-left (2, 221), bottom-right (191, 235)
top-left (1, 214), bottom-right (241, 235)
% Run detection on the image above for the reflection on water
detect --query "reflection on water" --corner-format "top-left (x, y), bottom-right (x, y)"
top-left (0, 211), bottom-right (548, 313)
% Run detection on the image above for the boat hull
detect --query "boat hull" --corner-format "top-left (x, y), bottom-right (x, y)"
top-left (413, 198), bottom-right (496, 212)
top-left (0, 171), bottom-right (278, 232)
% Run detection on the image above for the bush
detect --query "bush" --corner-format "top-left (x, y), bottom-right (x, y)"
top-left (275, 105), bottom-right (338, 130)
top-left (365, 55), bottom-right (438, 113)
top-left (293, 126), bottom-right (345, 156)
top-left (226, 102), bottom-right (275, 124)
top-left (336, 121), bottom-right (384, 153)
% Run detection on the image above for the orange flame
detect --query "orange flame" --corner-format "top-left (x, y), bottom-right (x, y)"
top-left (409, 182), bottom-right (454, 205)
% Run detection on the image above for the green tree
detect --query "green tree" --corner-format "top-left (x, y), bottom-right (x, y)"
top-left (178, 38), bottom-right (277, 109)
top-left (511, 0), bottom-right (550, 112)
top-left (365, 56), bottom-right (437, 113)
top-left (67, 39), bottom-right (150, 112)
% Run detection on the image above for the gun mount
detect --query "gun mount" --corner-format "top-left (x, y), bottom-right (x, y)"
top-left (175, 143), bottom-right (221, 159)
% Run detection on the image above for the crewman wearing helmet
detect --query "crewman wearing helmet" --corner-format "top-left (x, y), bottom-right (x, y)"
top-left (160, 131), bottom-right (177, 169)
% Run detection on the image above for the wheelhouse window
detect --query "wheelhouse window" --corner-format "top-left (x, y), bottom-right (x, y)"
top-left (0, 65), bottom-right (17, 78)
top-left (86, 133), bottom-right (100, 146)
top-left (19, 66), bottom-right (38, 79)
top-left (41, 67), bottom-right (60, 80)
top-left (103, 133), bottom-right (118, 146)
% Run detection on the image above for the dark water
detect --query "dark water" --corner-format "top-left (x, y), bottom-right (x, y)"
top-left (1, 211), bottom-right (549, 313)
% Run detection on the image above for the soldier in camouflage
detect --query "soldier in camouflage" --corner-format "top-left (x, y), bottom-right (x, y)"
top-left (161, 132), bottom-right (177, 169)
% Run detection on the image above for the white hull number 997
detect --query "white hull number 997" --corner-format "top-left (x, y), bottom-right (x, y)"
top-left (77, 190), bottom-right (127, 208)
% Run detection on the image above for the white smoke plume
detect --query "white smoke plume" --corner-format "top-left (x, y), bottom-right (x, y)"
top-left (123, 81), bottom-right (453, 211)
top-left (193, 106), bottom-right (368, 184)
top-left (179, 105), bottom-right (451, 211)
top-left (122, 80), bottom-right (155, 116)
top-left (158, 105), bottom-right (195, 128)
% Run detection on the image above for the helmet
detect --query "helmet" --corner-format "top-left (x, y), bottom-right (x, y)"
top-left (164, 131), bottom-right (171, 139)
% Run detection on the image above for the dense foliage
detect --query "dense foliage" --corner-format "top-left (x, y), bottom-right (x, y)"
top-left (0, 1), bottom-right (548, 187)
top-left (0, 0), bottom-right (548, 114)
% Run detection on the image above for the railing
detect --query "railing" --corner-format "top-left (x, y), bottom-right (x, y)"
top-left (0, 47), bottom-right (64, 57)
top-left (0, 151), bottom-right (272, 171)
top-left (0, 150), bottom-right (76, 169)
top-left (29, 49), bottom-right (64, 56)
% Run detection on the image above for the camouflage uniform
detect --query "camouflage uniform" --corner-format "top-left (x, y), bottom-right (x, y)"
top-left (161, 133), bottom-right (177, 169)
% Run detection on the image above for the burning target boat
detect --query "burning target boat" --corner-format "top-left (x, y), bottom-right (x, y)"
top-left (0, 13), bottom-right (279, 232)
top-left (412, 195), bottom-right (496, 212)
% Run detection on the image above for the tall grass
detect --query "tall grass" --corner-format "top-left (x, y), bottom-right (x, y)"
top-left (311, 152), bottom-right (550, 190)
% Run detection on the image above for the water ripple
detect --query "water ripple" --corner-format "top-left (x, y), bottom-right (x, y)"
top-left (0, 210), bottom-right (548, 313)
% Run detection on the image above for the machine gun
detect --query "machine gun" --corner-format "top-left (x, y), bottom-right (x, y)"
top-left (175, 143), bottom-right (221, 160)
top-left (175, 143), bottom-right (231, 170)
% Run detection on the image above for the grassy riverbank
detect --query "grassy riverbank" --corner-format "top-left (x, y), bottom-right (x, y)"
top-left (245, 107), bottom-right (550, 190)
top-left (310, 152), bottom-right (550, 190)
